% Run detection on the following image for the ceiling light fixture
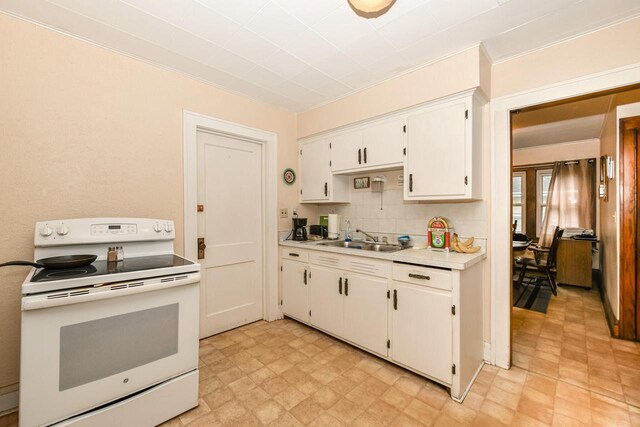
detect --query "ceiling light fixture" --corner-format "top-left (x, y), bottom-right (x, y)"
top-left (348, 0), bottom-right (396, 18)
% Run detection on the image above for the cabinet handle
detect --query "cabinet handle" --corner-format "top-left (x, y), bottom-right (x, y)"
top-left (339, 277), bottom-right (343, 295)
top-left (345, 278), bottom-right (349, 296)
top-left (324, 182), bottom-right (328, 197)
top-left (289, 252), bottom-right (299, 257)
top-left (393, 289), bottom-right (397, 310)
top-left (408, 273), bottom-right (430, 280)
top-left (358, 148), bottom-right (362, 165)
top-left (409, 174), bottom-right (413, 192)
top-left (304, 269), bottom-right (307, 285)
top-left (363, 147), bottom-right (367, 164)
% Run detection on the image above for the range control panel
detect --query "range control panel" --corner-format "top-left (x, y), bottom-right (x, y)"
top-left (34, 218), bottom-right (175, 247)
top-left (91, 223), bottom-right (138, 236)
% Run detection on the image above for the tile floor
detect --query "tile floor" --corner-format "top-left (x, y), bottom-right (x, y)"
top-left (1, 310), bottom-right (639, 426)
top-left (512, 283), bottom-right (640, 409)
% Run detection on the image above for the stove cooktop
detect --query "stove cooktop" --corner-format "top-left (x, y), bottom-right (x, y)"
top-left (29, 254), bottom-right (194, 283)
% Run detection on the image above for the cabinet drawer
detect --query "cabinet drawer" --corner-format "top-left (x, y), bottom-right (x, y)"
top-left (345, 257), bottom-right (390, 279)
top-left (309, 251), bottom-right (342, 269)
top-left (392, 264), bottom-right (451, 291)
top-left (282, 249), bottom-right (308, 263)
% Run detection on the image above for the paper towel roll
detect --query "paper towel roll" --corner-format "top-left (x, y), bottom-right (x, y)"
top-left (328, 214), bottom-right (341, 240)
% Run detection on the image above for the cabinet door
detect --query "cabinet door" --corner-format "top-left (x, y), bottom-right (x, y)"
top-left (331, 130), bottom-right (363, 172)
top-left (391, 282), bottom-right (453, 384)
top-left (308, 266), bottom-right (344, 337)
top-left (406, 102), bottom-right (467, 198)
top-left (281, 259), bottom-right (308, 322)
top-left (362, 118), bottom-right (404, 168)
top-left (343, 274), bottom-right (388, 356)
top-left (300, 139), bottom-right (330, 201)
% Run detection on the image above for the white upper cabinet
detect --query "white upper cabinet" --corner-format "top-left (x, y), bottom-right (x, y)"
top-left (299, 89), bottom-right (484, 204)
top-left (299, 139), bottom-right (349, 203)
top-left (404, 91), bottom-right (484, 201)
top-left (331, 130), bottom-right (363, 172)
top-left (331, 118), bottom-right (405, 173)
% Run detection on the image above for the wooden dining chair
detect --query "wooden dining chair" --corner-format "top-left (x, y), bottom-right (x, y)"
top-left (514, 226), bottom-right (564, 296)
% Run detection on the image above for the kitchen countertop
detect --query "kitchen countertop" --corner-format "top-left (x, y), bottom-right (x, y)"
top-left (279, 239), bottom-right (485, 270)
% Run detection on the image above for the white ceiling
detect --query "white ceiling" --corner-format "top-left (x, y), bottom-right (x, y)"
top-left (2, 0), bottom-right (640, 112)
top-left (512, 95), bottom-right (613, 149)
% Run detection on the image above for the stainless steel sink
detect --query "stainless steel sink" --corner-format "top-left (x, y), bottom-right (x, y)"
top-left (318, 241), bottom-right (403, 253)
top-left (318, 241), bottom-right (365, 249)
top-left (365, 243), bottom-right (403, 252)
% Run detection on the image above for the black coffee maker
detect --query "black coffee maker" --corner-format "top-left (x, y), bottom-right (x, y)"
top-left (292, 218), bottom-right (307, 241)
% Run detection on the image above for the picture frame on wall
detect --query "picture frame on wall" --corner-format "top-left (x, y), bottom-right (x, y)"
top-left (354, 177), bottom-right (370, 189)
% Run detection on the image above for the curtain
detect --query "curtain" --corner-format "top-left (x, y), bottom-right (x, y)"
top-left (539, 159), bottom-right (595, 247)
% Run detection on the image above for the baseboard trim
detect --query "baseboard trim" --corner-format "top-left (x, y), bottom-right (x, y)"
top-left (483, 341), bottom-right (491, 362)
top-left (0, 389), bottom-right (19, 414)
top-left (598, 270), bottom-right (619, 337)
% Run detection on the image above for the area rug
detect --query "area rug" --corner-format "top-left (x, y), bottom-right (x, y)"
top-left (513, 280), bottom-right (552, 313)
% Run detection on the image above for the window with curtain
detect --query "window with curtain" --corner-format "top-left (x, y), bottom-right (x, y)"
top-left (512, 172), bottom-right (526, 233)
top-left (536, 169), bottom-right (553, 236)
top-left (539, 159), bottom-right (596, 246)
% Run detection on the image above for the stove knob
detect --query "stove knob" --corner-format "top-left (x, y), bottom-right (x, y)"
top-left (39, 226), bottom-right (53, 237)
top-left (153, 223), bottom-right (163, 232)
top-left (56, 225), bottom-right (69, 236)
top-left (164, 223), bottom-right (173, 232)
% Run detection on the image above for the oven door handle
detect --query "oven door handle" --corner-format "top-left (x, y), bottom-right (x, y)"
top-left (22, 272), bottom-right (201, 311)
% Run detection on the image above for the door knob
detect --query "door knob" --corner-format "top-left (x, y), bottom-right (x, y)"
top-left (198, 238), bottom-right (206, 259)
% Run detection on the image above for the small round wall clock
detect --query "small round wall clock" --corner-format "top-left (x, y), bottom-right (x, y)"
top-left (283, 168), bottom-right (296, 185)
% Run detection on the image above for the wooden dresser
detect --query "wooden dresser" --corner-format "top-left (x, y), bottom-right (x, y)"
top-left (556, 238), bottom-right (593, 288)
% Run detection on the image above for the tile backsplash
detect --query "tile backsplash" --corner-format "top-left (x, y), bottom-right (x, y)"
top-left (318, 172), bottom-right (487, 247)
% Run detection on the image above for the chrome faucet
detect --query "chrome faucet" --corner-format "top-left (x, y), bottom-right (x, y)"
top-left (356, 229), bottom-right (378, 242)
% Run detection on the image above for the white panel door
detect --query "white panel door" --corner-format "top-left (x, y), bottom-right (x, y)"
top-left (281, 259), bottom-right (308, 322)
top-left (197, 131), bottom-right (263, 338)
top-left (406, 102), bottom-right (467, 198)
top-left (391, 282), bottom-right (453, 384)
top-left (308, 266), bottom-right (344, 337)
top-left (343, 274), bottom-right (388, 356)
top-left (362, 118), bottom-right (405, 168)
top-left (300, 139), bottom-right (330, 201)
top-left (331, 130), bottom-right (363, 172)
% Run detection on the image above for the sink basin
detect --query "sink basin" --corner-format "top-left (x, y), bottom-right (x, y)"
top-left (319, 241), bottom-right (365, 249)
top-left (318, 241), bottom-right (403, 253)
top-left (364, 243), bottom-right (403, 253)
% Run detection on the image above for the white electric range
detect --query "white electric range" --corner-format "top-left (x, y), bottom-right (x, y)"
top-left (19, 218), bottom-right (200, 427)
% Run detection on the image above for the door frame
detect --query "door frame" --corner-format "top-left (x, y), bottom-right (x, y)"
top-left (183, 110), bottom-right (279, 324)
top-left (491, 63), bottom-right (640, 368)
top-left (619, 110), bottom-right (640, 340)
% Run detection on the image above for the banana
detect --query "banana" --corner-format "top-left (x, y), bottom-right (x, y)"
top-left (451, 233), bottom-right (481, 253)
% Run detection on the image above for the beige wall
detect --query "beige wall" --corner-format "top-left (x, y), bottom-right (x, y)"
top-left (598, 89), bottom-right (640, 321)
top-left (297, 46), bottom-right (491, 138)
top-left (0, 13), bottom-right (314, 390)
top-left (492, 16), bottom-right (640, 99)
top-left (599, 98), bottom-right (619, 319)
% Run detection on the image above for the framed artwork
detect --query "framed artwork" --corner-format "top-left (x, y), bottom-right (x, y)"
top-left (354, 177), bottom-right (370, 189)
top-left (283, 168), bottom-right (296, 185)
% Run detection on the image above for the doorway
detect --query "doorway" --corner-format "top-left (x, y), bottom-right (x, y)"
top-left (183, 111), bottom-right (279, 339)
top-left (491, 67), bottom-right (640, 370)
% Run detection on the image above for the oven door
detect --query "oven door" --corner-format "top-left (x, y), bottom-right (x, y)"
top-left (19, 273), bottom-right (200, 427)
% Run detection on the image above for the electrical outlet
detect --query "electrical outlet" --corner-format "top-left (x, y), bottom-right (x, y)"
top-left (292, 208), bottom-right (298, 216)
top-left (279, 208), bottom-right (288, 218)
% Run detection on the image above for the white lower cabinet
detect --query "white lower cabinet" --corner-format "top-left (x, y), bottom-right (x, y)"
top-left (343, 273), bottom-right (388, 356)
top-left (308, 265), bottom-right (344, 338)
top-left (390, 281), bottom-right (453, 385)
top-left (280, 247), bottom-right (484, 402)
top-left (281, 258), bottom-right (309, 323)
